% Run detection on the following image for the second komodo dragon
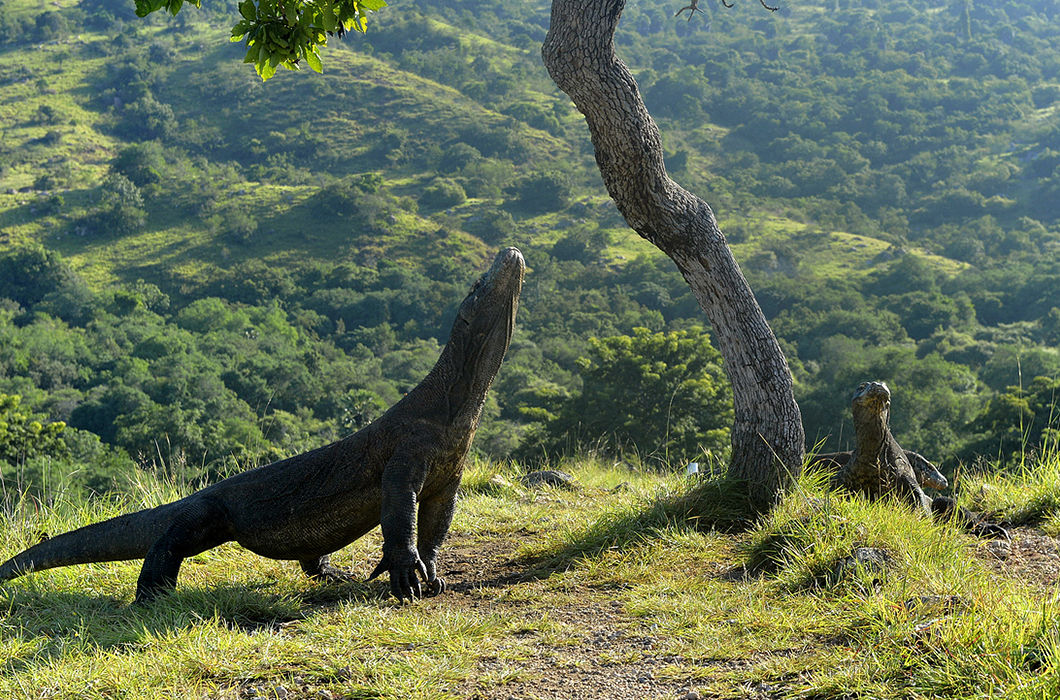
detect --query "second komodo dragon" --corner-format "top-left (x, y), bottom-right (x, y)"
top-left (0, 247), bottom-right (525, 604)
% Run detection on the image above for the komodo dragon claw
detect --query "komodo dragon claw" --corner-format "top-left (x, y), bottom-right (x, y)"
top-left (368, 555), bottom-right (429, 602)
top-left (307, 563), bottom-right (357, 583)
top-left (424, 576), bottom-right (446, 597)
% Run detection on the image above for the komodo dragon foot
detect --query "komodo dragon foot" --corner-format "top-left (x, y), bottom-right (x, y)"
top-left (300, 556), bottom-right (358, 583)
top-left (931, 496), bottom-right (1011, 540)
top-left (367, 552), bottom-right (443, 602)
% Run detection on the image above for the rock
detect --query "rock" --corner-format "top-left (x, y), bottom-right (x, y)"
top-left (983, 539), bottom-right (1012, 560)
top-left (488, 474), bottom-right (515, 489)
top-left (519, 470), bottom-right (577, 489)
top-left (831, 546), bottom-right (891, 583)
top-left (851, 547), bottom-right (891, 569)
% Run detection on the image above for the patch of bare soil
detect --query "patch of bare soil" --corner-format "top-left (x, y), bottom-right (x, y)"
top-left (974, 526), bottom-right (1060, 589)
top-left (438, 534), bottom-right (704, 700)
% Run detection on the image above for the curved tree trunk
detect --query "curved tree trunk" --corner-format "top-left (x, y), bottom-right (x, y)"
top-left (542, 0), bottom-right (804, 510)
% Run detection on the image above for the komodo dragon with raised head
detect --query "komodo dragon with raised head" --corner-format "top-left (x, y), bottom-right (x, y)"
top-left (826, 380), bottom-right (1007, 537)
top-left (0, 247), bottom-right (525, 603)
top-left (830, 380), bottom-right (935, 514)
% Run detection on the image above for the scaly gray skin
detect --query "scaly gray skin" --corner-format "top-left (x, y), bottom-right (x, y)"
top-left (831, 381), bottom-right (934, 515)
top-left (0, 247), bottom-right (525, 604)
top-left (830, 380), bottom-right (1009, 539)
top-left (810, 449), bottom-right (948, 490)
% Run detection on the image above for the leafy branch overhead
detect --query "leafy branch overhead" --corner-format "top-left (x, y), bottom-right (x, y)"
top-left (134, 0), bottom-right (387, 80)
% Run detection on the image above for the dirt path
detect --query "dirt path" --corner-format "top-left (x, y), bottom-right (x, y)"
top-left (434, 535), bottom-right (704, 700)
top-left (974, 526), bottom-right (1060, 590)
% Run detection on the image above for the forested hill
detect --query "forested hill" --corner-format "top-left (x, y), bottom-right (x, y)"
top-left (0, 0), bottom-right (1058, 486)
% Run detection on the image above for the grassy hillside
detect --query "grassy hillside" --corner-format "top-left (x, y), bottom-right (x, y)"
top-left (3, 454), bottom-right (1060, 698)
top-left (0, 0), bottom-right (1058, 478)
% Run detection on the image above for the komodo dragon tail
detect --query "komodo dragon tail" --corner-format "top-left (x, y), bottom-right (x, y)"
top-left (0, 500), bottom-right (182, 582)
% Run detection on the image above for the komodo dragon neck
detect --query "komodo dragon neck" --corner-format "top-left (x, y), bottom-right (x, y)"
top-left (851, 389), bottom-right (890, 471)
top-left (381, 247), bottom-right (521, 441)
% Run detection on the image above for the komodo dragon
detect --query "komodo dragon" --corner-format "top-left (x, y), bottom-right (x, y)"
top-left (0, 247), bottom-right (525, 603)
top-left (830, 380), bottom-right (935, 514)
top-left (826, 380), bottom-right (1006, 537)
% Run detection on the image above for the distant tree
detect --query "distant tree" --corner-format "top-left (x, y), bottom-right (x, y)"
top-left (0, 245), bottom-right (80, 307)
top-left (509, 170), bottom-right (571, 213)
top-left (551, 227), bottom-right (612, 264)
top-left (438, 143), bottom-right (482, 173)
top-left (92, 173), bottom-right (147, 236)
top-left (968, 376), bottom-right (1060, 463)
top-left (116, 94), bottom-right (177, 140)
top-left (0, 394), bottom-right (68, 466)
top-left (539, 328), bottom-right (733, 464)
top-left (1042, 308), bottom-right (1060, 347)
top-left (338, 388), bottom-right (387, 431)
top-left (113, 142), bottom-right (166, 187)
top-left (34, 11), bottom-right (68, 41)
top-left (464, 208), bottom-right (516, 245)
top-left (419, 177), bottom-right (467, 210)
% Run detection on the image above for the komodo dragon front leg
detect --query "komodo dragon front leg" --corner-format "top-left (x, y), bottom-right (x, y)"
top-left (415, 478), bottom-right (461, 597)
top-left (367, 451), bottom-right (435, 602)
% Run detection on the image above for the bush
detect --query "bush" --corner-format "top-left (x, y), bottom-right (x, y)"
top-left (533, 327), bottom-right (733, 464)
top-left (464, 208), bottom-right (516, 244)
top-left (113, 142), bottom-right (166, 187)
top-left (509, 171), bottom-right (571, 214)
top-left (88, 173), bottom-right (146, 236)
top-left (420, 177), bottom-right (467, 210)
top-left (0, 394), bottom-right (68, 466)
top-left (0, 245), bottom-right (80, 307)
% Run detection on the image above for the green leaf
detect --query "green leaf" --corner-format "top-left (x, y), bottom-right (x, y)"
top-left (258, 60), bottom-right (277, 81)
top-left (238, 0), bottom-right (256, 20)
top-left (133, 0), bottom-right (167, 18)
top-left (305, 49), bottom-right (323, 73)
top-left (360, 0), bottom-right (387, 11)
top-left (320, 3), bottom-right (337, 32)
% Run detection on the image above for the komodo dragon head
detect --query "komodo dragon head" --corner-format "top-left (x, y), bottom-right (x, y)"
top-left (851, 380), bottom-right (891, 432)
top-left (439, 247), bottom-right (525, 422)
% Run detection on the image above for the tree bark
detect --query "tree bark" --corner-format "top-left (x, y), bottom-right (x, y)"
top-left (542, 0), bottom-right (804, 510)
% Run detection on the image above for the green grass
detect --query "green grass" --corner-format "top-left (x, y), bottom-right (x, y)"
top-left (959, 444), bottom-right (1060, 534)
top-left (3, 455), bottom-right (1059, 698)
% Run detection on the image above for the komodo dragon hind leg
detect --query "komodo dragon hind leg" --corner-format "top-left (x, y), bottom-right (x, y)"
top-left (300, 555), bottom-right (357, 583)
top-left (134, 499), bottom-right (233, 604)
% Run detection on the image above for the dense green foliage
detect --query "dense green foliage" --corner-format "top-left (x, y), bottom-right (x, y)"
top-left (0, 393), bottom-right (67, 466)
top-left (1, 0), bottom-right (1059, 488)
top-left (527, 327), bottom-right (733, 464)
